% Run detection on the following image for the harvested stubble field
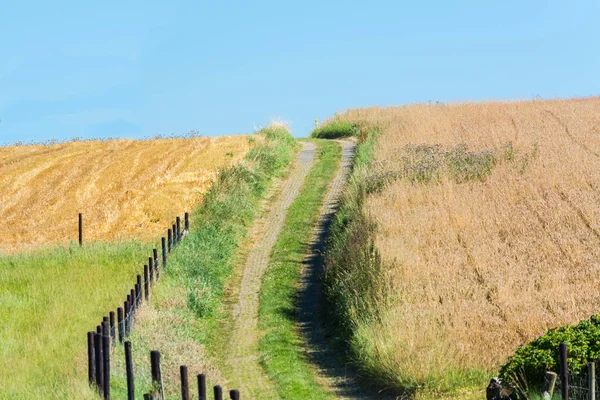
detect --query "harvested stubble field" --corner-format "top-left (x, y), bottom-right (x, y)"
top-left (0, 136), bottom-right (249, 253)
top-left (0, 135), bottom-right (251, 398)
top-left (331, 97), bottom-right (600, 397)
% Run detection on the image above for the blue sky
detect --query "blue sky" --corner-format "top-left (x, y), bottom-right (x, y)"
top-left (1, 1), bottom-right (598, 143)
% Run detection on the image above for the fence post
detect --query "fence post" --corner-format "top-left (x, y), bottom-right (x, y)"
top-left (79, 213), bottom-right (83, 246)
top-left (161, 237), bottom-right (167, 269)
top-left (181, 365), bottom-right (190, 400)
top-left (213, 386), bottom-right (223, 400)
top-left (590, 362), bottom-right (596, 400)
top-left (109, 311), bottom-right (116, 346)
top-left (559, 342), bottom-right (568, 400)
top-left (168, 229), bottom-right (172, 252)
top-left (151, 350), bottom-right (164, 400)
top-left (149, 256), bottom-right (154, 282)
top-left (229, 389), bottom-right (240, 400)
top-left (125, 341), bottom-right (135, 400)
top-left (88, 332), bottom-right (95, 386)
top-left (176, 217), bottom-right (181, 242)
top-left (144, 265), bottom-right (150, 301)
top-left (102, 320), bottom-right (110, 399)
top-left (185, 212), bottom-right (189, 231)
top-left (117, 307), bottom-right (124, 343)
top-left (95, 329), bottom-right (104, 394)
top-left (153, 248), bottom-right (159, 272)
top-left (129, 290), bottom-right (135, 315)
top-left (172, 224), bottom-right (177, 246)
top-left (124, 299), bottom-right (131, 336)
top-left (137, 275), bottom-right (142, 303)
top-left (198, 374), bottom-right (206, 400)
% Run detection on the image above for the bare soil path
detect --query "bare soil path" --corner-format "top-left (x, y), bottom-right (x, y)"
top-left (226, 142), bottom-right (317, 399)
top-left (298, 140), bottom-right (387, 399)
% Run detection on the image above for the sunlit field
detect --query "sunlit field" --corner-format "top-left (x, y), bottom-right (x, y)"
top-left (0, 135), bottom-right (251, 398)
top-left (330, 97), bottom-right (600, 397)
top-left (0, 136), bottom-right (249, 254)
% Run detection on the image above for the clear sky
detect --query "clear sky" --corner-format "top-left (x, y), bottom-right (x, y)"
top-left (1, 1), bottom-right (598, 143)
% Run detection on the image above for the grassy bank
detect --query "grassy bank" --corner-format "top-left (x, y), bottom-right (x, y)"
top-left (110, 126), bottom-right (297, 398)
top-left (318, 121), bottom-right (487, 398)
top-left (0, 241), bottom-right (152, 399)
top-left (257, 140), bottom-right (340, 399)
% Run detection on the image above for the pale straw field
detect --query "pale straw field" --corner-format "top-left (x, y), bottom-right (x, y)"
top-left (339, 97), bottom-right (600, 396)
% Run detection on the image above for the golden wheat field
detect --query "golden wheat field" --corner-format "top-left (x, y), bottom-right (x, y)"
top-left (341, 97), bottom-right (600, 393)
top-left (0, 136), bottom-right (250, 253)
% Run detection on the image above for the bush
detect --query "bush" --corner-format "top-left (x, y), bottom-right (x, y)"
top-left (311, 120), bottom-right (359, 139)
top-left (499, 315), bottom-right (600, 397)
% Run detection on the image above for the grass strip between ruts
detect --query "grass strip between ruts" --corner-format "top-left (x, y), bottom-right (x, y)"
top-left (257, 139), bottom-right (341, 399)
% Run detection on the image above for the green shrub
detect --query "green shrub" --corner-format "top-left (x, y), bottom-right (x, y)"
top-left (311, 120), bottom-right (359, 139)
top-left (499, 315), bottom-right (600, 397)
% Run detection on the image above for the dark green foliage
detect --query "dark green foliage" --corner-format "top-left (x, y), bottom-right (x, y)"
top-left (500, 316), bottom-right (600, 397)
top-left (311, 120), bottom-right (360, 139)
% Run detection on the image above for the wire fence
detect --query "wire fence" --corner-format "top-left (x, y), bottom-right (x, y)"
top-left (82, 212), bottom-right (239, 399)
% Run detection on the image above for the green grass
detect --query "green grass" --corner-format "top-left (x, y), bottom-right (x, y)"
top-left (110, 126), bottom-right (298, 398)
top-left (0, 241), bottom-right (153, 399)
top-left (257, 139), bottom-right (341, 399)
top-left (311, 120), bottom-right (359, 139)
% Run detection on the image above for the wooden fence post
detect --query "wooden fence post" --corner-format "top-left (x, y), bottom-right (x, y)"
top-left (559, 342), bottom-right (568, 400)
top-left (129, 289), bottom-right (135, 315)
top-left (168, 229), bottom-right (172, 252)
top-left (95, 329), bottom-right (104, 394)
top-left (124, 298), bottom-right (131, 336)
top-left (181, 365), bottom-right (189, 400)
top-left (213, 386), bottom-right (223, 400)
top-left (125, 341), bottom-right (135, 400)
top-left (153, 248), bottom-right (159, 272)
top-left (229, 389), bottom-right (240, 400)
top-left (144, 265), bottom-right (150, 301)
top-left (149, 257), bottom-right (154, 282)
top-left (137, 275), bottom-right (142, 303)
top-left (185, 212), bottom-right (189, 231)
top-left (590, 362), bottom-right (596, 400)
top-left (117, 307), bottom-right (124, 343)
top-left (172, 224), bottom-right (177, 246)
top-left (88, 331), bottom-right (95, 386)
top-left (102, 320), bottom-right (110, 399)
top-left (161, 237), bottom-right (167, 269)
top-left (109, 311), bottom-right (115, 345)
top-left (198, 374), bottom-right (206, 400)
top-left (151, 350), bottom-right (164, 399)
top-left (79, 213), bottom-right (83, 246)
top-left (176, 217), bottom-right (181, 242)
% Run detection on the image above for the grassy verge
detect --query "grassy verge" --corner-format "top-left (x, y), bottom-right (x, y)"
top-left (110, 126), bottom-right (297, 398)
top-left (257, 140), bottom-right (341, 399)
top-left (311, 120), bottom-right (359, 139)
top-left (0, 241), bottom-right (153, 399)
top-left (318, 125), bottom-right (486, 399)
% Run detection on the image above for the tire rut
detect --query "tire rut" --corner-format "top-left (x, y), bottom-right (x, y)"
top-left (226, 141), bottom-right (317, 399)
top-left (298, 140), bottom-right (390, 399)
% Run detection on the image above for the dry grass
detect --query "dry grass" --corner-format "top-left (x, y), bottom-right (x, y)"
top-left (0, 136), bottom-right (250, 253)
top-left (337, 97), bottom-right (600, 394)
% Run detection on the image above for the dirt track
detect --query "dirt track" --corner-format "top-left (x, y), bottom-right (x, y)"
top-left (226, 142), bottom-right (316, 398)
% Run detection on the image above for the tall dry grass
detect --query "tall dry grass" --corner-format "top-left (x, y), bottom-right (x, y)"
top-left (0, 136), bottom-right (249, 253)
top-left (336, 97), bottom-right (600, 396)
